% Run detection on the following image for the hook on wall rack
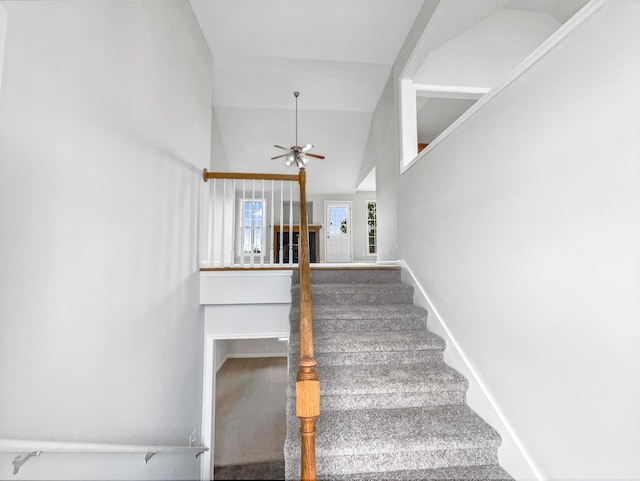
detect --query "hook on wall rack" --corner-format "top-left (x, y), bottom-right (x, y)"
top-left (144, 451), bottom-right (159, 464)
top-left (12, 451), bottom-right (41, 475)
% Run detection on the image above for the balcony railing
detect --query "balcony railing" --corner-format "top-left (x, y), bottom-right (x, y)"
top-left (202, 169), bottom-right (319, 480)
top-left (202, 170), bottom-right (306, 269)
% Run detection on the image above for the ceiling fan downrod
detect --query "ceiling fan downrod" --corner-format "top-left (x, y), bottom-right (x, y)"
top-left (294, 91), bottom-right (299, 148)
top-left (271, 90), bottom-right (325, 168)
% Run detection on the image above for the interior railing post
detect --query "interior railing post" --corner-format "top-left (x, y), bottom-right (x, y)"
top-left (296, 168), bottom-right (319, 481)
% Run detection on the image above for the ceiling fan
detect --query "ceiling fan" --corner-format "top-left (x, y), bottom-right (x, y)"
top-left (272, 91), bottom-right (325, 168)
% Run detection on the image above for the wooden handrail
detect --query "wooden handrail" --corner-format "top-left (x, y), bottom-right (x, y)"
top-left (201, 167), bottom-right (319, 478)
top-left (202, 169), bottom-right (299, 182)
top-left (295, 168), bottom-right (319, 481)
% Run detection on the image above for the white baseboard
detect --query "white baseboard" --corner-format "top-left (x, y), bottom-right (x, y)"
top-left (399, 259), bottom-right (542, 481)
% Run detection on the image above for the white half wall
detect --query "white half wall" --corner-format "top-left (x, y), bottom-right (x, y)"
top-left (0, 1), bottom-right (211, 479)
top-left (200, 270), bottom-right (292, 480)
top-left (396, 1), bottom-right (640, 479)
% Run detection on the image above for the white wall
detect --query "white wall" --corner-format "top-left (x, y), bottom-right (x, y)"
top-left (210, 107), bottom-right (229, 172)
top-left (308, 192), bottom-right (376, 262)
top-left (361, 76), bottom-right (399, 262)
top-left (215, 339), bottom-right (288, 373)
top-left (362, 0), bottom-right (447, 263)
top-left (0, 1), bottom-right (211, 479)
top-left (396, 1), bottom-right (640, 479)
top-left (414, 9), bottom-right (560, 87)
top-left (0, 4), bottom-right (6, 93)
top-left (416, 97), bottom-right (476, 144)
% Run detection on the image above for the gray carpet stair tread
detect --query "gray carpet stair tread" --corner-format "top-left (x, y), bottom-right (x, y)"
top-left (292, 283), bottom-right (414, 305)
top-left (293, 268), bottom-right (402, 284)
top-left (285, 405), bottom-right (502, 456)
top-left (290, 329), bottom-right (445, 353)
top-left (286, 362), bottom-right (466, 396)
top-left (292, 283), bottom-right (412, 295)
top-left (316, 362), bottom-right (467, 395)
top-left (326, 464), bottom-right (513, 480)
top-left (289, 304), bottom-right (428, 332)
top-left (290, 304), bottom-right (428, 320)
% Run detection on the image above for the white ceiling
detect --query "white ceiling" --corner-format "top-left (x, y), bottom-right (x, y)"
top-left (190, 0), bottom-right (589, 194)
top-left (189, 0), bottom-right (424, 194)
top-left (504, 0), bottom-right (590, 23)
top-left (414, 9), bottom-right (561, 87)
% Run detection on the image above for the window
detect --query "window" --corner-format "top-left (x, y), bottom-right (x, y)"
top-left (241, 198), bottom-right (265, 255)
top-left (367, 201), bottom-right (377, 255)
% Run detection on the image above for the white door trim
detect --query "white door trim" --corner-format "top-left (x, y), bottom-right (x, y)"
top-left (200, 332), bottom-right (290, 481)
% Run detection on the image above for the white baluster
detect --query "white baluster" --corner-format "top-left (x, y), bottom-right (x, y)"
top-left (270, 180), bottom-right (275, 265)
top-left (210, 178), bottom-right (216, 266)
top-left (289, 181), bottom-right (293, 266)
top-left (220, 179), bottom-right (226, 268)
top-left (241, 179), bottom-right (246, 268)
top-left (279, 180), bottom-right (284, 265)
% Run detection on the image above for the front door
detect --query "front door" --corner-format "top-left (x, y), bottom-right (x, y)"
top-left (325, 201), bottom-right (351, 262)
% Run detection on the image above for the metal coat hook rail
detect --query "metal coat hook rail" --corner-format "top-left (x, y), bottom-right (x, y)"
top-left (2, 439), bottom-right (208, 476)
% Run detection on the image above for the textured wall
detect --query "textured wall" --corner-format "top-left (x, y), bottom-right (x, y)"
top-left (0, 1), bottom-right (211, 478)
top-left (397, 1), bottom-right (640, 478)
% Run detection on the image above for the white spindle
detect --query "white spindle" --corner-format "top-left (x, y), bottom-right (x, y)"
top-left (270, 180), bottom-right (275, 265)
top-left (241, 179), bottom-right (246, 268)
top-left (250, 179), bottom-right (256, 268)
top-left (289, 181), bottom-right (293, 266)
top-left (210, 178), bottom-right (216, 266)
top-left (260, 179), bottom-right (265, 267)
top-left (220, 179), bottom-right (226, 268)
top-left (279, 180), bottom-right (284, 265)
top-left (230, 179), bottom-right (236, 266)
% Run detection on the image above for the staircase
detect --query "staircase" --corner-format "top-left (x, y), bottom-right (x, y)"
top-left (285, 267), bottom-right (513, 480)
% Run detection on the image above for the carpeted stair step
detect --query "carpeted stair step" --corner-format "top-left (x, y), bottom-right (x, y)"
top-left (287, 361), bottom-right (467, 411)
top-left (325, 464), bottom-right (513, 480)
top-left (291, 283), bottom-right (413, 306)
top-left (284, 405), bottom-right (502, 479)
top-left (292, 267), bottom-right (401, 285)
top-left (285, 267), bottom-right (512, 480)
top-left (289, 304), bottom-right (428, 332)
top-left (289, 330), bottom-right (445, 365)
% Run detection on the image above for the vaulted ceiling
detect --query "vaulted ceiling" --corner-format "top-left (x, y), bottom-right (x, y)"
top-left (190, 0), bottom-right (589, 194)
top-left (190, 0), bottom-right (424, 194)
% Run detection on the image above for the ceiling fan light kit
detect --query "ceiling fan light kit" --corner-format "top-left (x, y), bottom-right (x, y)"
top-left (272, 91), bottom-right (325, 169)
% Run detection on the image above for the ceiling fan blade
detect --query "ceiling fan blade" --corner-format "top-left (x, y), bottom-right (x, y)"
top-left (271, 154), bottom-right (289, 160)
top-left (305, 153), bottom-right (325, 159)
top-left (274, 145), bottom-right (290, 151)
top-left (301, 143), bottom-right (314, 152)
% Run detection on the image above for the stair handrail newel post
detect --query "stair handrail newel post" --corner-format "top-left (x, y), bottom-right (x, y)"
top-left (296, 167), bottom-right (319, 481)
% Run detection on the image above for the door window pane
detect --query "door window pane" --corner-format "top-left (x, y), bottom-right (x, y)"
top-left (329, 207), bottom-right (347, 235)
top-left (241, 199), bottom-right (265, 254)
